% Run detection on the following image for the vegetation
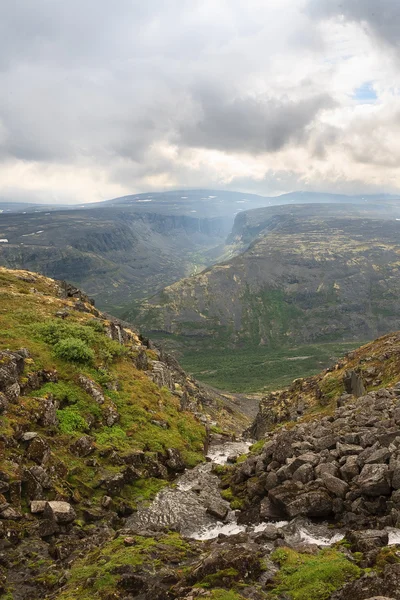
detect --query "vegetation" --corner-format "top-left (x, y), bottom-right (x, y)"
top-left (174, 339), bottom-right (361, 392)
top-left (269, 547), bottom-right (361, 600)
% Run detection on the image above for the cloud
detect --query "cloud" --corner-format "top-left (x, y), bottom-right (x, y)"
top-left (1, 0), bottom-right (400, 203)
top-left (308, 0), bottom-right (400, 48)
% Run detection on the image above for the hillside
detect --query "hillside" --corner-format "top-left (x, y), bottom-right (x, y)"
top-left (4, 267), bottom-right (400, 599)
top-left (0, 267), bottom-right (251, 598)
top-left (132, 205), bottom-right (400, 391)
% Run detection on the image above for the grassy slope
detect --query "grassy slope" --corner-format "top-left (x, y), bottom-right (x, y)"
top-left (0, 268), bottom-right (206, 512)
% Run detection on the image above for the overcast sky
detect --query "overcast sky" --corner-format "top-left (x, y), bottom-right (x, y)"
top-left (1, 0), bottom-right (400, 204)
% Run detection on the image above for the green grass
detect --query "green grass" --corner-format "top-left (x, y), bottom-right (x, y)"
top-left (269, 547), bottom-right (361, 600)
top-left (173, 340), bottom-right (362, 393)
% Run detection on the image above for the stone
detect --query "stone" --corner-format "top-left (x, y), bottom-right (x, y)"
top-left (30, 500), bottom-right (47, 513)
top-left (292, 463), bottom-right (315, 484)
top-left (69, 436), bottom-right (95, 457)
top-left (340, 456), bottom-right (360, 482)
top-left (343, 370), bottom-right (365, 397)
top-left (322, 473), bottom-right (349, 498)
top-left (336, 442), bottom-right (363, 457)
top-left (365, 448), bottom-right (391, 465)
top-left (269, 483), bottom-right (333, 518)
top-left (346, 529), bottom-right (389, 553)
top-left (165, 448), bottom-right (185, 473)
top-left (44, 501), bottom-right (76, 523)
top-left (315, 463), bottom-right (340, 479)
top-left (21, 431), bottom-right (38, 442)
top-left (313, 434), bottom-right (336, 452)
top-left (357, 464), bottom-right (391, 497)
top-left (206, 499), bottom-right (229, 520)
top-left (26, 437), bottom-right (50, 464)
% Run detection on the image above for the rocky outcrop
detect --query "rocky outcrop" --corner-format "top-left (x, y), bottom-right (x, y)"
top-left (231, 384), bottom-right (400, 528)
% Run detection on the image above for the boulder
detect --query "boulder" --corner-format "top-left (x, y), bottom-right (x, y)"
top-left (346, 529), bottom-right (389, 553)
top-left (322, 473), bottom-right (349, 498)
top-left (26, 436), bottom-right (50, 464)
top-left (357, 464), bottom-right (391, 497)
top-left (165, 448), bottom-right (185, 473)
top-left (269, 483), bottom-right (333, 518)
top-left (43, 501), bottom-right (76, 524)
top-left (69, 435), bottom-right (95, 457)
top-left (343, 370), bottom-right (365, 397)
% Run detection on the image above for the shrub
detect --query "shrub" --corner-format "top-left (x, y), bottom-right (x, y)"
top-left (33, 320), bottom-right (96, 346)
top-left (53, 337), bottom-right (94, 364)
top-left (57, 408), bottom-right (88, 434)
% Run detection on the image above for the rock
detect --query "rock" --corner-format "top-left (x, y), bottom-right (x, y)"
top-left (205, 499), bottom-right (229, 520)
top-left (322, 473), bottom-right (349, 498)
top-left (69, 436), bottom-right (95, 457)
top-left (343, 370), bottom-right (366, 397)
top-left (346, 529), bottom-right (389, 553)
top-left (315, 463), bottom-right (340, 479)
top-left (336, 442), bottom-right (363, 457)
top-left (340, 456), bottom-right (360, 482)
top-left (78, 374), bottom-right (119, 426)
top-left (269, 483), bottom-right (333, 518)
top-left (38, 518), bottom-right (59, 537)
top-left (37, 397), bottom-right (59, 427)
top-left (21, 431), bottom-right (38, 442)
top-left (357, 464), bottom-right (391, 496)
top-left (0, 506), bottom-right (22, 520)
top-left (30, 500), bottom-right (47, 514)
top-left (165, 448), bottom-right (185, 473)
top-left (292, 463), bottom-right (315, 484)
top-left (0, 393), bottom-right (8, 414)
top-left (313, 434), bottom-right (336, 451)
top-left (44, 501), bottom-right (76, 524)
top-left (26, 436), bottom-right (50, 464)
top-left (365, 448), bottom-right (391, 465)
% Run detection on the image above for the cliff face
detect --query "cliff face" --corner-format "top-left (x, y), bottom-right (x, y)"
top-left (135, 212), bottom-right (400, 348)
top-left (0, 208), bottom-right (230, 311)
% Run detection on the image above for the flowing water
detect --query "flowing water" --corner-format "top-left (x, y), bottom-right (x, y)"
top-left (128, 440), bottom-right (400, 547)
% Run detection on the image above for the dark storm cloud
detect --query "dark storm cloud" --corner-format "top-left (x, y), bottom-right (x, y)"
top-left (179, 87), bottom-right (335, 153)
top-left (308, 0), bottom-right (400, 47)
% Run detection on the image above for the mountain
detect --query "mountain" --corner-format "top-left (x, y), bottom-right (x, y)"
top-left (2, 189), bottom-right (400, 316)
top-left (131, 203), bottom-right (400, 390)
top-left (3, 268), bottom-right (400, 599)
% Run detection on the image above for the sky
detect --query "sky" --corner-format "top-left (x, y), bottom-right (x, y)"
top-left (2, 0), bottom-right (400, 204)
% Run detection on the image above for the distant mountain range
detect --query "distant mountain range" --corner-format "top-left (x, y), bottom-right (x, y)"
top-left (1, 188), bottom-right (400, 317)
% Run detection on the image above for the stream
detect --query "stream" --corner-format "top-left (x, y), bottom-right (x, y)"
top-left (127, 440), bottom-right (400, 546)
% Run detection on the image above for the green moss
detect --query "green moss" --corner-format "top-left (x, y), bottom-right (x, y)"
top-left (198, 567), bottom-right (240, 588)
top-left (57, 407), bottom-right (88, 434)
top-left (207, 591), bottom-right (247, 600)
top-left (250, 439), bottom-right (265, 454)
top-left (55, 532), bottom-right (194, 600)
top-left (374, 546), bottom-right (400, 571)
top-left (269, 547), bottom-right (362, 600)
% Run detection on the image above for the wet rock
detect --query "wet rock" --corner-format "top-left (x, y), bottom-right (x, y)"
top-left (165, 448), bottom-right (185, 473)
top-left (346, 529), bottom-right (389, 553)
top-left (269, 483), bottom-right (333, 518)
top-left (205, 499), bottom-right (229, 520)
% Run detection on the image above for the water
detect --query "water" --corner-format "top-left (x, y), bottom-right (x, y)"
top-left (128, 439), bottom-right (400, 547)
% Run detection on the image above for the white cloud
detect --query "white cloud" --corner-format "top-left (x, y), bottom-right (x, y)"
top-left (1, 0), bottom-right (400, 203)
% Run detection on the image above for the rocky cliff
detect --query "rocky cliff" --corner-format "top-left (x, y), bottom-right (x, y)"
top-left (135, 209), bottom-right (400, 351)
